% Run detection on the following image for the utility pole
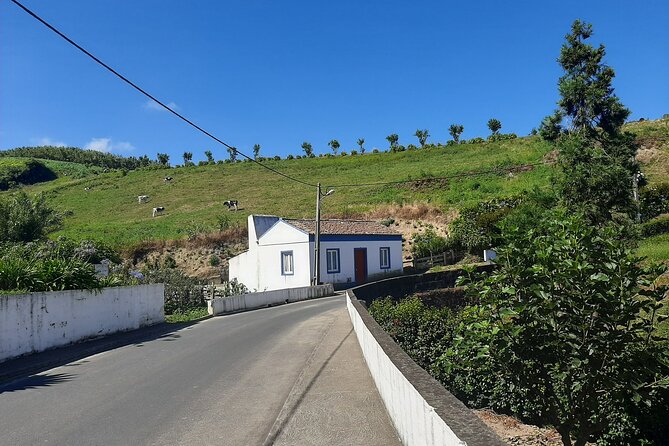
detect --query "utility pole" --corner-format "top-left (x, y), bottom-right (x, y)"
top-left (314, 183), bottom-right (322, 285)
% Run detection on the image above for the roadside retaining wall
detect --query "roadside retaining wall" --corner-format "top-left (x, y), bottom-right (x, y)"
top-left (346, 276), bottom-right (504, 446)
top-left (208, 284), bottom-right (334, 316)
top-left (0, 284), bottom-right (165, 363)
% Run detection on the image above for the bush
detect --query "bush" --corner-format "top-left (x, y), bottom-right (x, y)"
top-left (372, 148), bottom-right (380, 153)
top-left (217, 214), bottom-right (231, 231)
top-left (286, 154), bottom-right (294, 160)
top-left (438, 213), bottom-right (669, 445)
top-left (369, 297), bottom-right (459, 371)
top-left (640, 183), bottom-right (669, 222)
top-left (143, 267), bottom-right (206, 314)
top-left (0, 192), bottom-right (62, 243)
top-left (350, 150), bottom-right (357, 156)
top-left (466, 137), bottom-right (485, 144)
top-left (411, 229), bottom-right (448, 259)
top-left (641, 214), bottom-right (669, 237)
top-left (209, 255), bottom-right (220, 266)
top-left (0, 158), bottom-right (57, 190)
top-left (0, 255), bottom-right (101, 292)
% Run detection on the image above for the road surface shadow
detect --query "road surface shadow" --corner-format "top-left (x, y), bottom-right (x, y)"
top-left (0, 373), bottom-right (74, 394)
top-left (262, 328), bottom-right (352, 446)
top-left (0, 319), bottom-right (207, 385)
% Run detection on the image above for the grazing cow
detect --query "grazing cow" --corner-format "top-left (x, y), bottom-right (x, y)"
top-left (164, 176), bottom-right (173, 183)
top-left (152, 206), bottom-right (165, 217)
top-left (138, 195), bottom-right (150, 203)
top-left (84, 187), bottom-right (91, 191)
top-left (223, 200), bottom-right (239, 211)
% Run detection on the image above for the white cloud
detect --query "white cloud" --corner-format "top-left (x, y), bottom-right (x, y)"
top-left (32, 137), bottom-right (67, 147)
top-left (84, 138), bottom-right (135, 153)
top-left (144, 100), bottom-right (179, 112)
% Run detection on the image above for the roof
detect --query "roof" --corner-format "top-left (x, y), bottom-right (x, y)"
top-left (284, 219), bottom-right (401, 236)
top-left (252, 215), bottom-right (279, 239)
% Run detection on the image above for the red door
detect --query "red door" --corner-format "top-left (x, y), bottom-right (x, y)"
top-left (354, 248), bottom-right (367, 283)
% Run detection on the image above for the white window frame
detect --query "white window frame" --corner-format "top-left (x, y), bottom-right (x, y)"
top-left (326, 248), bottom-right (340, 274)
top-left (281, 250), bottom-right (294, 275)
top-left (379, 247), bottom-right (391, 269)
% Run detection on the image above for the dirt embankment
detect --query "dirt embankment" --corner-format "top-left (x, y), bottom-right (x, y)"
top-left (122, 227), bottom-right (247, 282)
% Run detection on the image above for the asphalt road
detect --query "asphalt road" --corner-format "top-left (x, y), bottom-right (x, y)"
top-left (0, 295), bottom-right (397, 445)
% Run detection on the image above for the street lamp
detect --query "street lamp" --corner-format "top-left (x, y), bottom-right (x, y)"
top-left (313, 183), bottom-right (334, 285)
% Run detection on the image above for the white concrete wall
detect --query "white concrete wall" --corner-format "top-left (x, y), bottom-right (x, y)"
top-left (229, 250), bottom-right (259, 291)
top-left (256, 221), bottom-right (312, 291)
top-left (208, 284), bottom-right (334, 315)
top-left (319, 238), bottom-right (403, 285)
top-left (346, 292), bottom-right (466, 446)
top-left (0, 284), bottom-right (164, 363)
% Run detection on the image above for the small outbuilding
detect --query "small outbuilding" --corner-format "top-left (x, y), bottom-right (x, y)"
top-left (229, 215), bottom-right (403, 291)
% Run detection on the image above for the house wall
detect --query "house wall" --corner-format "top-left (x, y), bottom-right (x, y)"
top-left (228, 216), bottom-right (404, 291)
top-left (0, 284), bottom-right (164, 362)
top-left (256, 221), bottom-right (311, 291)
top-left (318, 237), bottom-right (403, 285)
top-left (229, 250), bottom-right (258, 291)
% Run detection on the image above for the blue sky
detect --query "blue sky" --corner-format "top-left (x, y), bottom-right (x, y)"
top-left (1, 0), bottom-right (668, 162)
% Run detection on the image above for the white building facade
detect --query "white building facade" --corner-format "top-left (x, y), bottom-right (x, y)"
top-left (229, 215), bottom-right (403, 291)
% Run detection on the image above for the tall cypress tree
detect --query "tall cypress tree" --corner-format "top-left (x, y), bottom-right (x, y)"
top-left (540, 20), bottom-right (638, 223)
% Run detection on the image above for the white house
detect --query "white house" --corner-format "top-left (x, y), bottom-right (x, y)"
top-left (229, 215), bottom-right (403, 291)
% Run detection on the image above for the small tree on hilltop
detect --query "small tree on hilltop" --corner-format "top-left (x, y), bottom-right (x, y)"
top-left (357, 138), bottom-right (365, 154)
top-left (414, 129), bottom-right (430, 147)
top-left (328, 139), bottom-right (340, 155)
top-left (449, 124), bottom-right (464, 143)
top-left (226, 147), bottom-right (237, 163)
top-left (253, 144), bottom-right (261, 159)
top-left (183, 152), bottom-right (193, 166)
top-left (487, 118), bottom-right (502, 135)
top-left (204, 150), bottom-right (214, 164)
top-left (157, 153), bottom-right (170, 166)
top-left (386, 133), bottom-right (399, 151)
top-left (540, 20), bottom-right (639, 223)
top-left (301, 141), bottom-right (314, 158)
top-left (442, 213), bottom-right (669, 446)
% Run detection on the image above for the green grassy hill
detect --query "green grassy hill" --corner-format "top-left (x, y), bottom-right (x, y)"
top-left (2, 117), bottom-right (668, 255)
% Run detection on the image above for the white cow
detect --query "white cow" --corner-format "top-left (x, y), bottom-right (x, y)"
top-left (138, 195), bottom-right (150, 203)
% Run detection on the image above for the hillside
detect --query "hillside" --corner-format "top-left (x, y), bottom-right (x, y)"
top-left (1, 117), bottom-right (668, 259)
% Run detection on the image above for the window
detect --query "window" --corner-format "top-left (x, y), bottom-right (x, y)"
top-left (281, 251), bottom-right (294, 275)
top-left (379, 247), bottom-right (391, 269)
top-left (326, 248), bottom-right (340, 273)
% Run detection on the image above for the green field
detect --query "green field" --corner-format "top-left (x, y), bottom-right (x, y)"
top-left (1, 117), bottom-right (668, 253)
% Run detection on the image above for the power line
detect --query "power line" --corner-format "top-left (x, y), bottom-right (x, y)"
top-left (325, 162), bottom-right (547, 188)
top-left (8, 0), bottom-right (316, 188)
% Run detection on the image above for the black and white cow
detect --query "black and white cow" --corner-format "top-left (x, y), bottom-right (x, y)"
top-left (138, 195), bottom-right (150, 203)
top-left (164, 176), bottom-right (173, 183)
top-left (152, 206), bottom-right (165, 217)
top-left (223, 200), bottom-right (239, 211)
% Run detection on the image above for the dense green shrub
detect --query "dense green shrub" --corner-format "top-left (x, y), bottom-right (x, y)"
top-left (369, 297), bottom-right (459, 371)
top-left (448, 196), bottom-right (523, 253)
top-left (411, 228), bottom-right (449, 259)
top-left (640, 214), bottom-right (669, 237)
top-left (0, 256), bottom-right (101, 292)
top-left (143, 267), bottom-right (206, 314)
top-left (438, 213), bottom-right (669, 445)
top-left (640, 183), bottom-right (669, 222)
top-left (0, 192), bottom-right (62, 243)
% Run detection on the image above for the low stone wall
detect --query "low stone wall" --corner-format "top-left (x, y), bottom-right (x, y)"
top-left (346, 274), bottom-right (504, 446)
top-left (350, 265), bottom-right (495, 306)
top-left (208, 284), bottom-right (335, 316)
top-left (0, 284), bottom-right (165, 363)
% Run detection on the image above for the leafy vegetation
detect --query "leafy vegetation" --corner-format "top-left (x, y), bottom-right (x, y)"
top-left (0, 146), bottom-right (156, 170)
top-left (0, 192), bottom-right (62, 243)
top-left (0, 158), bottom-right (57, 190)
top-left (443, 214), bottom-right (669, 446)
